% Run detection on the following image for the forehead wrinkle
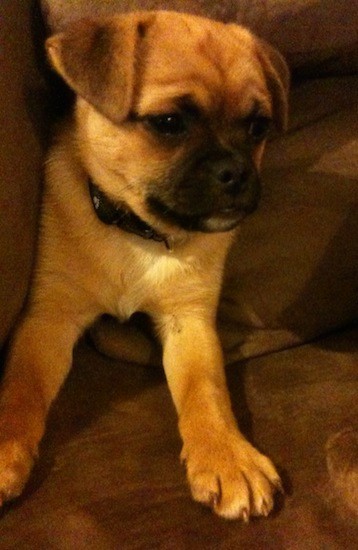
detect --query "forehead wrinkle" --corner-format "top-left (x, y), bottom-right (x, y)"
top-left (137, 29), bottom-right (228, 113)
top-left (135, 78), bottom-right (214, 115)
top-left (136, 21), bottom-right (268, 118)
top-left (195, 25), bottom-right (272, 116)
top-left (223, 77), bottom-right (271, 118)
top-left (136, 76), bottom-right (270, 121)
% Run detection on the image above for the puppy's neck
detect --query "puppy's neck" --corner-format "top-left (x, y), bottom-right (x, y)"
top-left (88, 178), bottom-right (176, 251)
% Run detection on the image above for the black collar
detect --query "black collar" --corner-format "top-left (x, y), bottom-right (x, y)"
top-left (89, 179), bottom-right (169, 248)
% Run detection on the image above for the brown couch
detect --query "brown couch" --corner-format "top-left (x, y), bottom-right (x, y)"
top-left (0, 1), bottom-right (357, 547)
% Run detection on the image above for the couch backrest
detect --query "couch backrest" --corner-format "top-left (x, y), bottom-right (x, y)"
top-left (0, 0), bottom-right (44, 346)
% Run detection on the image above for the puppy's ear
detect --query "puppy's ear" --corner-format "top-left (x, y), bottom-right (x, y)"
top-left (255, 39), bottom-right (290, 132)
top-left (46, 15), bottom-right (153, 124)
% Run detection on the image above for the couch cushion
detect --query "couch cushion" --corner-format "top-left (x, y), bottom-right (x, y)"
top-left (42, 0), bottom-right (358, 75)
top-left (220, 76), bottom-right (358, 362)
top-left (0, 328), bottom-right (357, 547)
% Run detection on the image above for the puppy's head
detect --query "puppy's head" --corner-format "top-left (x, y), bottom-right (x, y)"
top-left (46, 11), bottom-right (289, 235)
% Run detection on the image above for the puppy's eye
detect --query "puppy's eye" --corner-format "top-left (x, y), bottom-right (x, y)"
top-left (145, 113), bottom-right (187, 136)
top-left (248, 116), bottom-right (271, 142)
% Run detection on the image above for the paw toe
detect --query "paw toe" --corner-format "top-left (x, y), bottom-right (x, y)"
top-left (184, 438), bottom-right (282, 521)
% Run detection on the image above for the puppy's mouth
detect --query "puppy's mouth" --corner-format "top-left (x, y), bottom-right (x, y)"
top-left (146, 151), bottom-right (261, 233)
top-left (147, 193), bottom-right (260, 233)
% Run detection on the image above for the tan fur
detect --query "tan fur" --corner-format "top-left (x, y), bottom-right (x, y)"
top-left (0, 11), bottom-right (288, 519)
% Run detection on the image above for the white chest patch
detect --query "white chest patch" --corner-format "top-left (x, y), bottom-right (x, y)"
top-left (112, 247), bottom-right (198, 320)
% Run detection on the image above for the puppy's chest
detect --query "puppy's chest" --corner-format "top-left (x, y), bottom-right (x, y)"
top-left (111, 249), bottom-right (198, 319)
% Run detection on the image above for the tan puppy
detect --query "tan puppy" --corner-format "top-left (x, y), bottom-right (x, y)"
top-left (0, 11), bottom-right (289, 520)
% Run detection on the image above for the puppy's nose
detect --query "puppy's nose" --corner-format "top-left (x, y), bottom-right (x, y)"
top-left (212, 158), bottom-right (250, 191)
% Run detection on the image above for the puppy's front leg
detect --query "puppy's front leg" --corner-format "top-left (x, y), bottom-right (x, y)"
top-left (161, 316), bottom-right (282, 520)
top-left (0, 309), bottom-right (89, 503)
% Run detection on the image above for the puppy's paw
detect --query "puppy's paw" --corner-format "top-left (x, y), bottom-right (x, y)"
top-left (0, 440), bottom-right (35, 505)
top-left (182, 433), bottom-right (282, 520)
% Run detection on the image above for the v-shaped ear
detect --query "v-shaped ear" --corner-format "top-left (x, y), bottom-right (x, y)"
top-left (46, 14), bottom-right (153, 124)
top-left (255, 38), bottom-right (290, 132)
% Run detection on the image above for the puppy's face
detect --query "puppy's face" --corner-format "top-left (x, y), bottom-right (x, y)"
top-left (47, 11), bottom-right (289, 235)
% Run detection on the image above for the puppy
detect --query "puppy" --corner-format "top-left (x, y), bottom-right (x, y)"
top-left (0, 11), bottom-right (289, 520)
